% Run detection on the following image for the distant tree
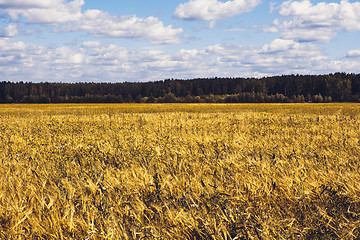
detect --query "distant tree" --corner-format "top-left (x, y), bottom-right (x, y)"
top-left (2, 73), bottom-right (360, 103)
top-left (313, 94), bottom-right (324, 103)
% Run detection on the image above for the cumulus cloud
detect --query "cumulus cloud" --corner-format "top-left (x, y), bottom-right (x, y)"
top-left (0, 0), bottom-right (183, 44)
top-left (0, 0), bottom-right (182, 44)
top-left (201, 39), bottom-right (328, 75)
top-left (3, 38), bottom-right (358, 83)
top-left (0, 38), bottom-right (26, 50)
top-left (347, 49), bottom-right (360, 58)
top-left (0, 24), bottom-right (18, 37)
top-left (272, 0), bottom-right (360, 42)
top-left (1, 0), bottom-right (84, 24)
top-left (173, 0), bottom-right (262, 21)
top-left (0, 0), bottom-right (64, 9)
top-left (58, 10), bottom-right (183, 44)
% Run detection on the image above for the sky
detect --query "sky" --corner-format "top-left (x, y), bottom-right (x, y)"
top-left (1, 0), bottom-right (360, 82)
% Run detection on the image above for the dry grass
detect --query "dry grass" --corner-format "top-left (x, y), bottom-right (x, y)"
top-left (0, 103), bottom-right (360, 239)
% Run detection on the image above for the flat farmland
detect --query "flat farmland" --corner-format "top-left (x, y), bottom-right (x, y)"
top-left (0, 103), bottom-right (359, 239)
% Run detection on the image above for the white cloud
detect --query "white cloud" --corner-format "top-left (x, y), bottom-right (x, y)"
top-left (0, 24), bottom-right (18, 37)
top-left (262, 18), bottom-right (279, 33)
top-left (0, 38), bottom-right (26, 50)
top-left (262, 38), bottom-right (299, 53)
top-left (58, 10), bottom-right (183, 44)
top-left (262, 26), bottom-right (278, 33)
top-left (209, 21), bottom-right (216, 29)
top-left (174, 0), bottom-right (262, 21)
top-left (280, 25), bottom-right (338, 43)
top-left (327, 60), bottom-right (360, 73)
top-left (0, 0), bottom-right (64, 9)
top-left (347, 49), bottom-right (360, 58)
top-left (274, 0), bottom-right (360, 42)
top-left (82, 41), bottom-right (101, 48)
top-left (262, 38), bottom-right (329, 60)
top-left (3, 38), bottom-right (358, 83)
top-left (1, 0), bottom-right (84, 24)
top-left (201, 39), bottom-right (328, 76)
top-left (0, 0), bottom-right (182, 44)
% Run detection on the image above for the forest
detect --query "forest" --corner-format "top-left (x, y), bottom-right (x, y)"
top-left (0, 72), bottom-right (359, 103)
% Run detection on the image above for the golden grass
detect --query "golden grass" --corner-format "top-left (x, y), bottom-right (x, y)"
top-left (0, 103), bottom-right (360, 239)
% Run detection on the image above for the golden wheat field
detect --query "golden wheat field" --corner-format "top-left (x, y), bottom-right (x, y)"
top-left (0, 103), bottom-right (360, 239)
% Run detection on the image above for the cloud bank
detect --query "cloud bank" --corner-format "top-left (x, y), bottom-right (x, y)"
top-left (1, 38), bottom-right (359, 82)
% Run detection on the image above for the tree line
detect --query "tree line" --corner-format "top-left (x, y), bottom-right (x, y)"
top-left (1, 72), bottom-right (359, 103)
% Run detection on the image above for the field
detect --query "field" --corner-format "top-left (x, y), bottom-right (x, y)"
top-left (0, 103), bottom-right (360, 239)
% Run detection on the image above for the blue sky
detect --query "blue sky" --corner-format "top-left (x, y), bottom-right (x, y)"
top-left (1, 0), bottom-right (360, 82)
